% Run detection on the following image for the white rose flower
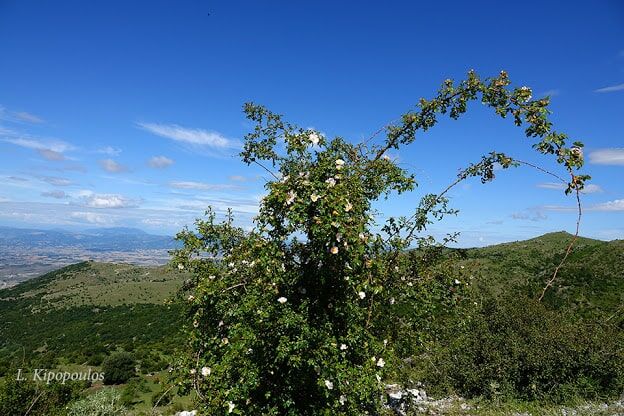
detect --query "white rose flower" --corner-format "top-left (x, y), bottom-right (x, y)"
top-left (277, 297), bottom-right (287, 304)
top-left (286, 190), bottom-right (296, 205)
top-left (324, 380), bottom-right (334, 390)
top-left (519, 86), bottom-right (532, 101)
top-left (339, 395), bottom-right (346, 405)
top-left (376, 357), bottom-right (385, 368)
top-left (358, 291), bottom-right (366, 299)
top-left (345, 201), bottom-right (353, 212)
top-left (340, 343), bottom-right (348, 350)
top-left (325, 177), bottom-right (336, 187)
top-left (309, 132), bottom-right (320, 145)
top-left (177, 263), bottom-right (184, 270)
top-left (335, 159), bottom-right (345, 169)
top-left (201, 366), bottom-right (211, 377)
top-left (228, 401), bottom-right (235, 413)
top-left (310, 193), bottom-right (320, 202)
top-left (571, 146), bottom-right (583, 158)
top-left (330, 246), bottom-right (339, 255)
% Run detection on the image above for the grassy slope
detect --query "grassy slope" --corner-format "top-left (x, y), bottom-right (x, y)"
top-left (0, 261), bottom-right (187, 365)
top-left (460, 232), bottom-right (623, 319)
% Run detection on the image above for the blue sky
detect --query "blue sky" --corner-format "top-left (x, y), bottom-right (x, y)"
top-left (0, 0), bottom-right (623, 246)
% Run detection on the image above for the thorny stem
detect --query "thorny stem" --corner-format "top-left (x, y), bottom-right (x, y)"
top-left (189, 349), bottom-right (206, 403)
top-left (23, 390), bottom-right (45, 416)
top-left (151, 384), bottom-right (177, 414)
top-left (538, 179), bottom-right (582, 302)
top-left (380, 156), bottom-right (583, 303)
top-left (253, 159), bottom-right (280, 181)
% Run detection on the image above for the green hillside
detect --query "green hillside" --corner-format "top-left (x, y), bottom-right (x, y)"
top-left (459, 232), bottom-right (624, 320)
top-left (0, 234), bottom-right (621, 414)
top-left (1, 233), bottom-right (621, 371)
top-left (0, 261), bottom-right (187, 371)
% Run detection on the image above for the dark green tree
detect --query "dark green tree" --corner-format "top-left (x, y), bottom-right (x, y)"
top-left (102, 352), bottom-right (136, 385)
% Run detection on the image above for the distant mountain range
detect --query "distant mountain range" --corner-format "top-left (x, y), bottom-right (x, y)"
top-left (0, 226), bottom-right (177, 251)
top-left (0, 226), bottom-right (180, 288)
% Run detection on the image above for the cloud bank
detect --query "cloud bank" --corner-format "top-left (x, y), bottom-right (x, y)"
top-left (137, 122), bottom-right (240, 149)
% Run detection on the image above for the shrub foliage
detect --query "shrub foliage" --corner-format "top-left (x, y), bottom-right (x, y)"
top-left (172, 71), bottom-right (588, 415)
top-left (420, 295), bottom-right (624, 402)
top-left (102, 351), bottom-right (136, 385)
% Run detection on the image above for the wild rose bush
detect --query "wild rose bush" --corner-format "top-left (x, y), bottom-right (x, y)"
top-left (171, 71), bottom-right (587, 415)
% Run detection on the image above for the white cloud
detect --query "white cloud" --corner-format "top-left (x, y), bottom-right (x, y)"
top-left (70, 211), bottom-right (114, 225)
top-left (539, 89), bottom-right (560, 97)
top-left (2, 137), bottom-right (73, 153)
top-left (537, 182), bottom-right (603, 193)
top-left (228, 175), bottom-right (258, 182)
top-left (41, 190), bottom-right (69, 199)
top-left (137, 122), bottom-right (239, 149)
top-left (0, 107), bottom-right (43, 124)
top-left (99, 158), bottom-right (128, 173)
top-left (511, 210), bottom-right (548, 222)
top-left (148, 155), bottom-right (174, 169)
top-left (39, 176), bottom-right (73, 186)
top-left (81, 193), bottom-right (140, 209)
top-left (38, 149), bottom-right (66, 161)
top-left (141, 218), bottom-right (165, 226)
top-left (588, 199), bottom-right (624, 212)
top-left (589, 148), bottom-right (624, 165)
top-left (169, 181), bottom-right (240, 191)
top-left (594, 83), bottom-right (624, 93)
top-left (13, 111), bottom-right (43, 123)
top-left (97, 146), bottom-right (122, 156)
top-left (544, 199), bottom-right (624, 212)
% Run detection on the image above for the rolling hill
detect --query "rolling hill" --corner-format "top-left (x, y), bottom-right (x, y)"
top-left (459, 232), bottom-right (624, 320)
top-left (0, 261), bottom-right (187, 372)
top-left (0, 232), bottom-right (621, 372)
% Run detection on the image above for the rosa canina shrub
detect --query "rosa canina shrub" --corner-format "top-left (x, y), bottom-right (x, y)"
top-left (171, 71), bottom-right (588, 415)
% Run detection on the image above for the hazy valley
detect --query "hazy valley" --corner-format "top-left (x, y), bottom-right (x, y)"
top-left (0, 226), bottom-right (177, 289)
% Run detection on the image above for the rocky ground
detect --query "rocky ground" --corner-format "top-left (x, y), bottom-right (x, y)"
top-left (172, 390), bottom-right (624, 416)
top-left (383, 384), bottom-right (624, 416)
